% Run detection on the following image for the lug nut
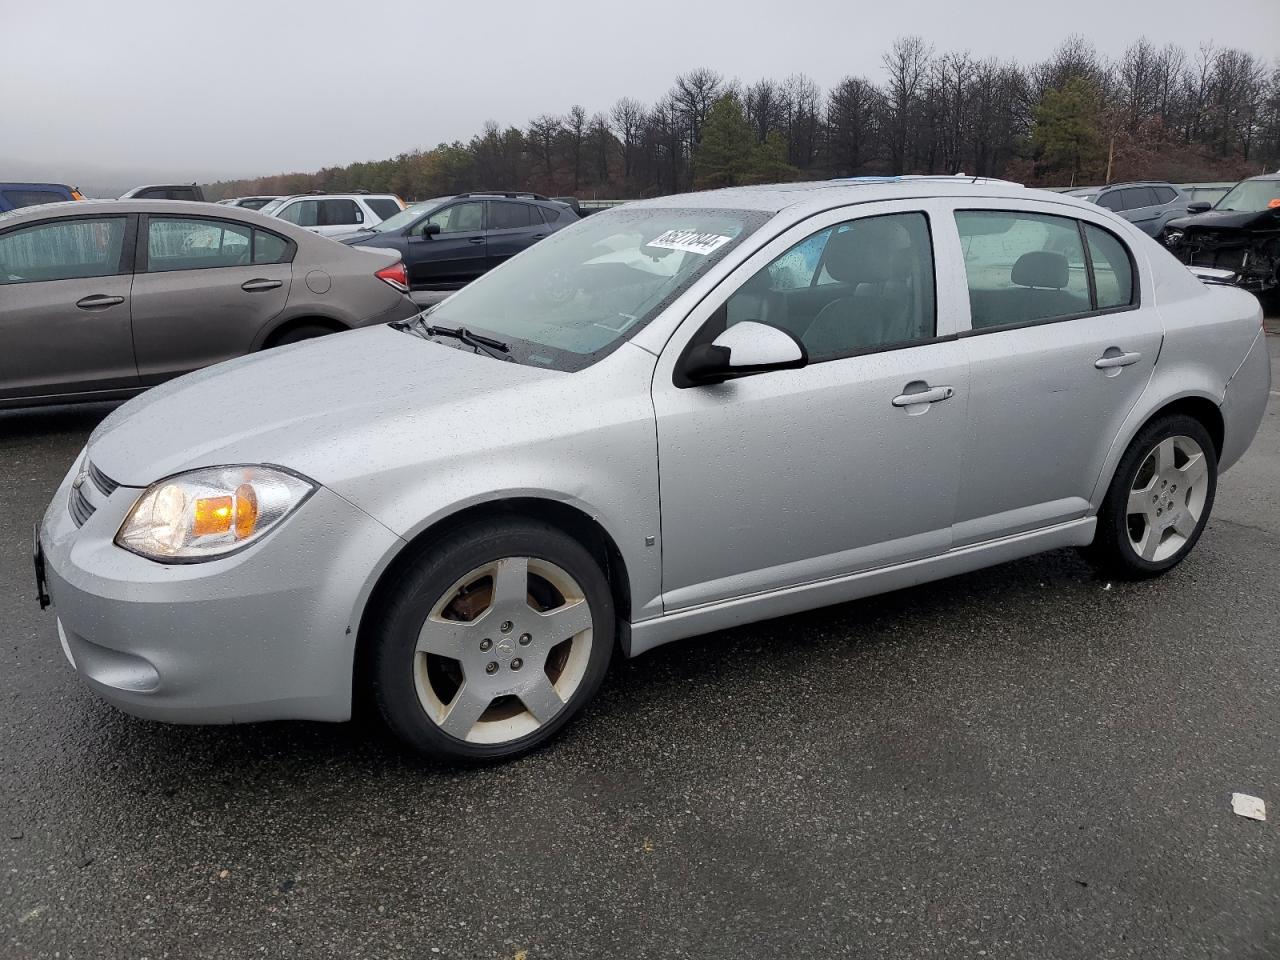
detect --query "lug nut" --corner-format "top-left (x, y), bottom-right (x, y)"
top-left (480, 638), bottom-right (492, 651)
top-left (501, 620), bottom-right (513, 633)
top-left (510, 658), bottom-right (523, 671)
top-left (518, 633), bottom-right (532, 646)
top-left (485, 661), bottom-right (498, 674)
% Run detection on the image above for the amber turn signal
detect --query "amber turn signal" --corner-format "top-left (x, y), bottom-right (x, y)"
top-left (192, 496), bottom-right (234, 536)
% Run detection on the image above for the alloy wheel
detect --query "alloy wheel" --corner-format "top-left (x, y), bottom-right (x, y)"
top-left (1125, 435), bottom-right (1210, 563)
top-left (413, 556), bottom-right (594, 744)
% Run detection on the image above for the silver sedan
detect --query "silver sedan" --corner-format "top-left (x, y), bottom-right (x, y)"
top-left (37, 178), bottom-right (1271, 760)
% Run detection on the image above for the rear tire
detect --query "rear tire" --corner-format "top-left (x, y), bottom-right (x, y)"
top-left (1086, 414), bottom-right (1217, 579)
top-left (369, 518), bottom-right (614, 761)
top-left (267, 323), bottom-right (339, 347)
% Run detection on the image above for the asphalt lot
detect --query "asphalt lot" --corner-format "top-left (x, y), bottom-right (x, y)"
top-left (2, 323), bottom-right (1278, 960)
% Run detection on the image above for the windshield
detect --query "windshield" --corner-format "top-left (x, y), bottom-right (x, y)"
top-left (416, 206), bottom-right (768, 371)
top-left (258, 198), bottom-right (285, 215)
top-left (1214, 179), bottom-right (1280, 213)
top-left (370, 198), bottom-right (451, 234)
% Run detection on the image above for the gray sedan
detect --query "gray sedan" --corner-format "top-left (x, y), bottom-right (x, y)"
top-left (0, 200), bottom-right (417, 408)
top-left (37, 180), bottom-right (1270, 761)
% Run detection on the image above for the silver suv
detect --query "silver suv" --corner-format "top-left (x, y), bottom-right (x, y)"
top-left (1066, 181), bottom-right (1195, 236)
top-left (37, 179), bottom-right (1270, 761)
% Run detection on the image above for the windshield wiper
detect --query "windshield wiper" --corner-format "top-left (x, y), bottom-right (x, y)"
top-left (412, 319), bottom-right (512, 360)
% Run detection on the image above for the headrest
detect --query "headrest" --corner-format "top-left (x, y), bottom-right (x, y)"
top-left (1011, 251), bottom-right (1068, 289)
top-left (822, 222), bottom-right (909, 285)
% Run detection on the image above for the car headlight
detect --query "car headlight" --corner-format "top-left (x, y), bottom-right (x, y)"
top-left (116, 465), bottom-right (315, 562)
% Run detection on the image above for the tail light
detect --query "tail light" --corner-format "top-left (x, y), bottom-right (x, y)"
top-left (375, 261), bottom-right (409, 293)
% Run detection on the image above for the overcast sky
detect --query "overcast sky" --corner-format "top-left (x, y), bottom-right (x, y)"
top-left (4, 0), bottom-right (1277, 185)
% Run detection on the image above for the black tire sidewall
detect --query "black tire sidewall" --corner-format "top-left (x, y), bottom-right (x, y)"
top-left (271, 325), bottom-right (335, 347)
top-left (1097, 414), bottom-right (1218, 577)
top-left (370, 520), bottom-right (615, 761)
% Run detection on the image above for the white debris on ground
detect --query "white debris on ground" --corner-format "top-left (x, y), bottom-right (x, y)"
top-left (1231, 793), bottom-right (1267, 821)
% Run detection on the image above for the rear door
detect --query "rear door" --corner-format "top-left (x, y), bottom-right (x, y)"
top-left (485, 201), bottom-right (547, 269)
top-left (947, 201), bottom-right (1162, 544)
top-left (1118, 187), bottom-right (1160, 234)
top-left (129, 215), bottom-right (293, 384)
top-left (405, 201), bottom-right (487, 288)
top-left (0, 214), bottom-right (139, 401)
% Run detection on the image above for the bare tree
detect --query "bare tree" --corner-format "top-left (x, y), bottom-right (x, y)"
top-left (882, 36), bottom-right (933, 173)
top-left (610, 97), bottom-right (646, 181)
top-left (526, 114), bottom-right (563, 185)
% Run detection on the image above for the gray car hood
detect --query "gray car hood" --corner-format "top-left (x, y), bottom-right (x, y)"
top-left (88, 325), bottom-right (559, 489)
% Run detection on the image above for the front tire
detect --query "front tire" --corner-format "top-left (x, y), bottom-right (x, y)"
top-left (369, 519), bottom-right (614, 761)
top-left (1087, 414), bottom-right (1217, 579)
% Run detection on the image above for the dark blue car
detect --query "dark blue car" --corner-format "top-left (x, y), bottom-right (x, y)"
top-left (336, 191), bottom-right (577, 290)
top-left (0, 182), bottom-right (82, 213)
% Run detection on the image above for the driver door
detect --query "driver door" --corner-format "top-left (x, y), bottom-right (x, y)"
top-left (651, 201), bottom-right (970, 612)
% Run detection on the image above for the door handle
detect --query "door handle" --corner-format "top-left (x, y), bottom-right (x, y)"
top-left (241, 279), bottom-right (283, 292)
top-left (892, 384), bottom-right (954, 407)
top-left (1094, 350), bottom-right (1141, 369)
top-left (75, 294), bottom-right (124, 310)
top-left (467, 237), bottom-right (485, 244)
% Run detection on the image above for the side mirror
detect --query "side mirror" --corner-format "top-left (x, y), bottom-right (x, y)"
top-left (414, 222), bottom-right (441, 239)
top-left (681, 321), bottom-right (808, 386)
top-left (1186, 201), bottom-right (1211, 214)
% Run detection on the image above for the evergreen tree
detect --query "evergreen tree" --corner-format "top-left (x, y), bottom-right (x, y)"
top-left (692, 95), bottom-right (754, 189)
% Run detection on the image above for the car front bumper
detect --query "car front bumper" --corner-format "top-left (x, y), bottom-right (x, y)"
top-left (38, 456), bottom-right (401, 724)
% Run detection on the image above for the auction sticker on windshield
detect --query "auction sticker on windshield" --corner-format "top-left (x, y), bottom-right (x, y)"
top-left (647, 230), bottom-right (733, 256)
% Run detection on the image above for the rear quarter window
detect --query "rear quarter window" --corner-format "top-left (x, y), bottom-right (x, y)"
top-left (2, 190), bottom-right (68, 209)
top-left (365, 198), bottom-right (401, 220)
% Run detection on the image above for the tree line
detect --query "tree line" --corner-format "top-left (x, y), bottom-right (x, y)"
top-left (208, 35), bottom-right (1280, 202)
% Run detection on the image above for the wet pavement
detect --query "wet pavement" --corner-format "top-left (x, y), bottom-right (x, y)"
top-left (1, 330), bottom-right (1277, 959)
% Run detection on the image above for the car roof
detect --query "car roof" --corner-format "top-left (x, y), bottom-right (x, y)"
top-left (0, 199), bottom-right (304, 228)
top-left (275, 193), bottom-right (399, 202)
top-left (622, 177), bottom-right (1097, 215)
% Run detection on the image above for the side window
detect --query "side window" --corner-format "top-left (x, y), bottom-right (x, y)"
top-left (537, 206), bottom-right (561, 223)
top-left (488, 202), bottom-right (536, 230)
top-left (0, 217), bottom-right (127, 285)
top-left (252, 229), bottom-right (290, 265)
top-left (277, 200), bottom-right (316, 226)
top-left (1123, 187), bottom-right (1156, 209)
top-left (426, 202), bottom-right (485, 234)
top-left (1096, 191), bottom-right (1124, 212)
top-left (147, 217), bottom-right (251, 272)
top-left (721, 212), bottom-right (936, 361)
top-left (319, 199), bottom-right (361, 226)
top-left (1154, 186), bottom-right (1178, 205)
top-left (365, 198), bottom-right (401, 220)
top-left (2, 189), bottom-right (67, 209)
top-left (955, 211), bottom-right (1091, 329)
top-left (1084, 224), bottom-right (1135, 310)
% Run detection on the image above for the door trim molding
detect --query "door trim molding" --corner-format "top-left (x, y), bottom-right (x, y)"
top-left (624, 517), bottom-right (1096, 657)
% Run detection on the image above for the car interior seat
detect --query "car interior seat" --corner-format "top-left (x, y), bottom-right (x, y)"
top-left (801, 222), bottom-right (916, 357)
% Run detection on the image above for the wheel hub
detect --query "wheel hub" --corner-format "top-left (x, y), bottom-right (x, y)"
top-left (412, 556), bottom-right (594, 744)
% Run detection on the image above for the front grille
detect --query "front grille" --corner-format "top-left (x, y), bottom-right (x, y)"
top-left (88, 462), bottom-right (119, 496)
top-left (69, 484), bottom-right (96, 527)
top-left (67, 461), bottom-right (120, 528)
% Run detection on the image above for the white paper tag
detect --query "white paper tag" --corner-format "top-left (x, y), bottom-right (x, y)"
top-left (647, 230), bottom-right (732, 256)
top-left (1231, 793), bottom-right (1267, 821)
